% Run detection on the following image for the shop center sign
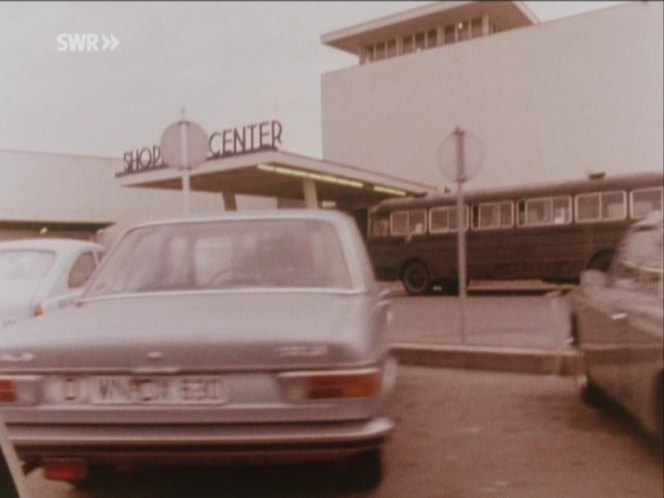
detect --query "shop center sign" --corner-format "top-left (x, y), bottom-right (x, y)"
top-left (122, 119), bottom-right (283, 174)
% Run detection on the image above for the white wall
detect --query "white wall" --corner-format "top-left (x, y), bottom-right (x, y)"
top-left (321, 2), bottom-right (663, 190)
top-left (0, 149), bottom-right (225, 227)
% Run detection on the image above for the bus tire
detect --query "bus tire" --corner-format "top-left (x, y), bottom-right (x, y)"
top-left (587, 250), bottom-right (615, 272)
top-left (401, 261), bottom-right (431, 296)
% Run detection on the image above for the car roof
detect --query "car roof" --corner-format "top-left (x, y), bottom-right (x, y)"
top-left (130, 209), bottom-right (354, 229)
top-left (0, 238), bottom-right (104, 252)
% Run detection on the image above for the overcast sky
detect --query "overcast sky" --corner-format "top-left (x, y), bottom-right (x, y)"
top-left (0, 1), bottom-right (627, 160)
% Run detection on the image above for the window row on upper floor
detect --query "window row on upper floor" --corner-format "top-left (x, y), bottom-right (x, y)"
top-left (361, 15), bottom-right (499, 64)
top-left (371, 187), bottom-right (664, 237)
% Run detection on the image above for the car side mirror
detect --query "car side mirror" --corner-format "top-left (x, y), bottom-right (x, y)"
top-left (580, 269), bottom-right (609, 288)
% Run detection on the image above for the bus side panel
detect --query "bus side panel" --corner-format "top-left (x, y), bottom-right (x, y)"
top-left (466, 222), bottom-right (631, 281)
top-left (369, 235), bottom-right (458, 282)
top-left (369, 222), bottom-right (632, 283)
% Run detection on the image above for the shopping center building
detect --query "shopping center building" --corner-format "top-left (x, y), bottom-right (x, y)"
top-left (321, 1), bottom-right (663, 189)
top-left (1, 1), bottom-right (662, 242)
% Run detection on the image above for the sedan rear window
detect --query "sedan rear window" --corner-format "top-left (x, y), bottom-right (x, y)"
top-left (86, 219), bottom-right (353, 296)
top-left (0, 250), bottom-right (55, 279)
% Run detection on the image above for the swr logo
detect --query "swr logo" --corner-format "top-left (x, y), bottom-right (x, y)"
top-left (57, 33), bottom-right (120, 52)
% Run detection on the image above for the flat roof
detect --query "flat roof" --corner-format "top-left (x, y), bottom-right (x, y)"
top-left (117, 150), bottom-right (436, 208)
top-left (322, 1), bottom-right (539, 54)
top-left (372, 171), bottom-right (664, 212)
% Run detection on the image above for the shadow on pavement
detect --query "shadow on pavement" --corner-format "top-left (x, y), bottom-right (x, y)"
top-left (60, 462), bottom-right (377, 498)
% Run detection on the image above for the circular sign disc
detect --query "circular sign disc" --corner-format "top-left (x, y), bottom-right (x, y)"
top-left (160, 120), bottom-right (209, 170)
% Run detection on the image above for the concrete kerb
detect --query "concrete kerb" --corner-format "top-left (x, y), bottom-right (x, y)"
top-left (390, 342), bottom-right (582, 376)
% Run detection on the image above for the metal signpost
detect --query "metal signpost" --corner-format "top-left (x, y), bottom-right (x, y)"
top-left (160, 109), bottom-right (210, 214)
top-left (438, 126), bottom-right (483, 344)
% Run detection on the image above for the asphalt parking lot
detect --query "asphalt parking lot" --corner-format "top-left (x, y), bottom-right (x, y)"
top-left (384, 283), bottom-right (581, 375)
top-left (387, 291), bottom-right (569, 349)
top-left (26, 366), bottom-right (663, 498)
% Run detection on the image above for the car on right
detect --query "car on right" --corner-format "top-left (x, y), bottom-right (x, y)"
top-left (570, 210), bottom-right (663, 442)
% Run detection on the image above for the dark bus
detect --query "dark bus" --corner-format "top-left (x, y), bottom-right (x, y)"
top-left (367, 171), bottom-right (663, 295)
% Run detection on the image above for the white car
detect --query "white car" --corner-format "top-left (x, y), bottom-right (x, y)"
top-left (0, 238), bottom-right (105, 328)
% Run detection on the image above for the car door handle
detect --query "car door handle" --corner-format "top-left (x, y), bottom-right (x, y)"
top-left (611, 312), bottom-right (628, 321)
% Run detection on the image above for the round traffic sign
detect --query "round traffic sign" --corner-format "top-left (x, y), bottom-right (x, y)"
top-left (437, 127), bottom-right (483, 183)
top-left (160, 120), bottom-right (209, 170)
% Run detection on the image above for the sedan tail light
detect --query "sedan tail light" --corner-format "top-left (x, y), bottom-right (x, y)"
top-left (43, 459), bottom-right (88, 481)
top-left (0, 377), bottom-right (38, 404)
top-left (279, 369), bottom-right (381, 401)
top-left (0, 379), bottom-right (16, 402)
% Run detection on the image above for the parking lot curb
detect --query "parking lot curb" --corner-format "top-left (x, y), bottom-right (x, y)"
top-left (390, 343), bottom-right (582, 376)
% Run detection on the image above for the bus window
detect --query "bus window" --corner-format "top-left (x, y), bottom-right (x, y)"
top-left (390, 209), bottom-right (426, 237)
top-left (369, 215), bottom-right (390, 238)
top-left (601, 192), bottom-right (627, 220)
top-left (576, 191), bottom-right (626, 223)
top-left (576, 193), bottom-right (601, 222)
top-left (631, 187), bottom-right (663, 218)
top-left (473, 201), bottom-right (513, 229)
top-left (520, 196), bottom-right (571, 226)
top-left (430, 206), bottom-right (468, 233)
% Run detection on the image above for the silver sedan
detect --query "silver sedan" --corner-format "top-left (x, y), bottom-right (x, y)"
top-left (0, 210), bottom-right (396, 488)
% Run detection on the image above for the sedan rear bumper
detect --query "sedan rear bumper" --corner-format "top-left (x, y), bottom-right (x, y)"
top-left (10, 418), bottom-right (394, 464)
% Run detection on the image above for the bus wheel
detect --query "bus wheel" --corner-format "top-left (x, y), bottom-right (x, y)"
top-left (401, 261), bottom-right (431, 296)
top-left (587, 250), bottom-right (614, 272)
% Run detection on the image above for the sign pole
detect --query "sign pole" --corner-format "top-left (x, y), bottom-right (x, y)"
top-left (455, 127), bottom-right (467, 344)
top-left (438, 126), bottom-right (482, 346)
top-left (179, 108), bottom-right (191, 215)
top-left (160, 112), bottom-right (208, 213)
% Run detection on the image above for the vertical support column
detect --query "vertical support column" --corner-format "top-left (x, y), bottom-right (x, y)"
top-left (302, 179), bottom-right (319, 209)
top-left (481, 15), bottom-right (490, 36)
top-left (222, 190), bottom-right (237, 211)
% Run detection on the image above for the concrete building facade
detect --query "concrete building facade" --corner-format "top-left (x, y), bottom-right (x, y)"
top-left (321, 1), bottom-right (664, 190)
top-left (0, 149), bottom-right (225, 242)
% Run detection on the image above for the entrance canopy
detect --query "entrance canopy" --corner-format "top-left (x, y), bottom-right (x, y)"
top-left (116, 149), bottom-right (435, 210)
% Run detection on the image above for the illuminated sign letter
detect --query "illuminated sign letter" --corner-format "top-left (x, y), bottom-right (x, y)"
top-left (247, 124), bottom-right (258, 150)
top-left (209, 132), bottom-right (221, 156)
top-left (152, 145), bottom-right (162, 167)
top-left (271, 120), bottom-right (283, 148)
top-left (137, 147), bottom-right (152, 170)
top-left (221, 129), bottom-right (233, 155)
top-left (259, 121), bottom-right (270, 149)
top-left (233, 127), bottom-right (246, 154)
top-left (123, 150), bottom-right (135, 172)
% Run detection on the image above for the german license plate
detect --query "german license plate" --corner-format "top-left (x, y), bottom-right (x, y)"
top-left (59, 376), bottom-right (229, 405)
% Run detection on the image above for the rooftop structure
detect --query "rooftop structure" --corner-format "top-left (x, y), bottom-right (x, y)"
top-left (322, 1), bottom-right (538, 64)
